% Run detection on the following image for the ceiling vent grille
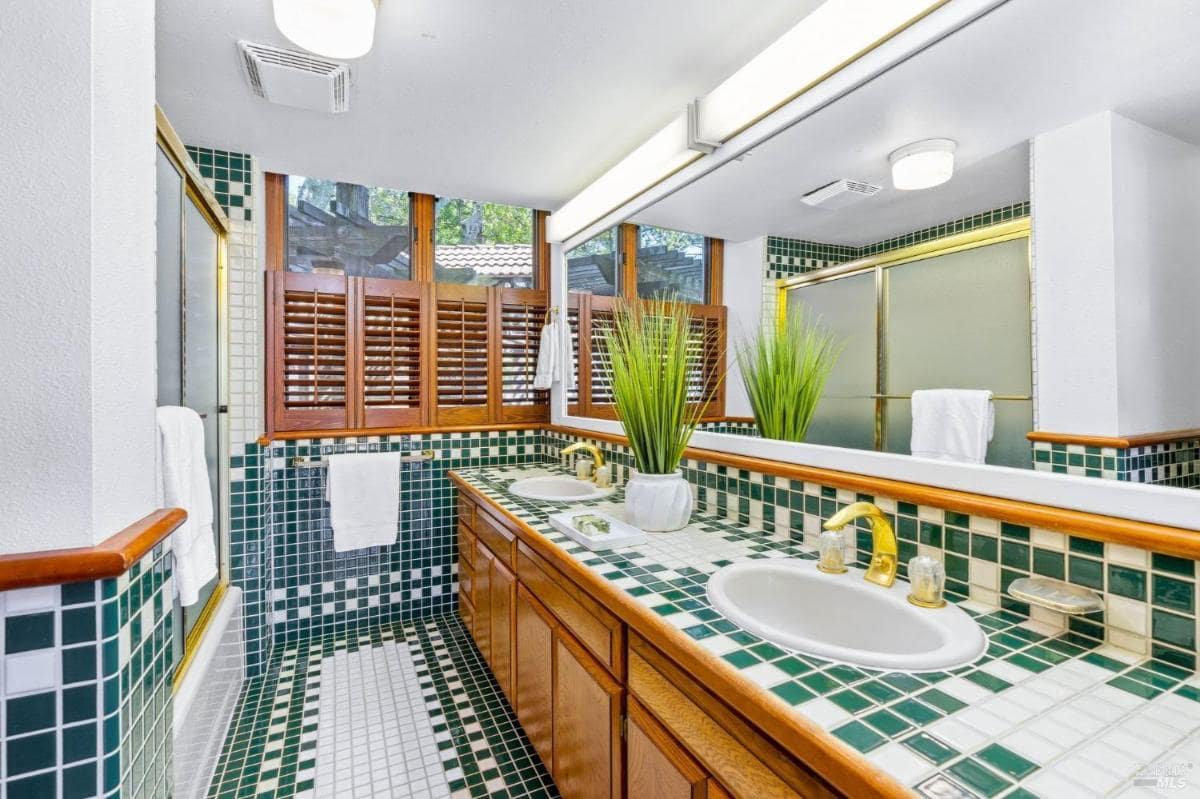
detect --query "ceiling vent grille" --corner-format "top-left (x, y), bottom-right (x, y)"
top-left (238, 40), bottom-right (350, 113)
top-left (800, 178), bottom-right (881, 209)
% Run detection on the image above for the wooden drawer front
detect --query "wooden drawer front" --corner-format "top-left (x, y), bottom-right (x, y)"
top-left (517, 543), bottom-right (623, 677)
top-left (554, 628), bottom-right (622, 799)
top-left (628, 637), bottom-right (838, 799)
top-left (473, 545), bottom-right (494, 664)
top-left (490, 558), bottom-right (516, 701)
top-left (628, 698), bottom-right (710, 799)
top-left (458, 524), bottom-right (476, 606)
top-left (458, 494), bottom-right (476, 531)
top-left (474, 507), bottom-right (516, 568)
top-left (514, 584), bottom-right (556, 769)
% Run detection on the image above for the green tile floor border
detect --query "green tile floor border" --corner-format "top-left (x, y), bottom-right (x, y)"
top-left (207, 615), bottom-right (557, 799)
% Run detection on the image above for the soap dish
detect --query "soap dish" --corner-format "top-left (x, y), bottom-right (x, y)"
top-left (1007, 576), bottom-right (1103, 615)
top-left (549, 510), bottom-right (646, 551)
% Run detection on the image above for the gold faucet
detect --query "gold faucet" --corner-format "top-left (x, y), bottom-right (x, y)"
top-left (823, 502), bottom-right (898, 588)
top-left (562, 442), bottom-right (605, 480)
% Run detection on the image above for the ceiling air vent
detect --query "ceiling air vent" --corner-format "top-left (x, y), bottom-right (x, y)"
top-left (238, 40), bottom-right (350, 113)
top-left (800, 178), bottom-right (881, 209)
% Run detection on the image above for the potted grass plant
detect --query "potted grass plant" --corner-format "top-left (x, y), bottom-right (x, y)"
top-left (737, 311), bottom-right (841, 442)
top-left (600, 297), bottom-right (718, 531)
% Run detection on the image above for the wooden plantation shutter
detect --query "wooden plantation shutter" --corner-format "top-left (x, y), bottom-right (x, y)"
top-left (359, 278), bottom-right (427, 428)
top-left (435, 284), bottom-right (492, 424)
top-left (686, 305), bottom-right (726, 419)
top-left (579, 294), bottom-right (619, 420)
top-left (267, 271), bottom-right (355, 432)
top-left (498, 288), bottom-right (549, 423)
top-left (566, 294), bottom-right (582, 415)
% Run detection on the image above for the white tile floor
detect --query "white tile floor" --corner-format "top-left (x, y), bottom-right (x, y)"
top-left (313, 642), bottom-right (451, 798)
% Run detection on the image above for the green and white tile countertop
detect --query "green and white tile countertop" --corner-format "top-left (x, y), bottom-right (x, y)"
top-left (453, 464), bottom-right (1200, 799)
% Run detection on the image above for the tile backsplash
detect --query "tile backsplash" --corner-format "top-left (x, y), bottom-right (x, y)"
top-left (1033, 438), bottom-right (1200, 488)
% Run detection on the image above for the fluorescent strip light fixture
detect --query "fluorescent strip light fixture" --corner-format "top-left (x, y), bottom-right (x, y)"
top-left (548, 0), bottom-right (942, 243)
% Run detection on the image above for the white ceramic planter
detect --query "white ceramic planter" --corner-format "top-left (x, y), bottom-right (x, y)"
top-left (624, 470), bottom-right (693, 532)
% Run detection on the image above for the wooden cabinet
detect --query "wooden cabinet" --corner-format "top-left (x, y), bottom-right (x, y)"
top-left (554, 626), bottom-right (622, 799)
top-left (457, 523), bottom-right (476, 632)
top-left (628, 699), bottom-right (709, 799)
top-left (514, 584), bottom-right (555, 767)
top-left (490, 557), bottom-right (515, 700)
top-left (473, 540), bottom-right (493, 663)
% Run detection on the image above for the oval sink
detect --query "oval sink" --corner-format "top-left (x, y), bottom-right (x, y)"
top-left (510, 475), bottom-right (614, 502)
top-left (707, 559), bottom-right (986, 671)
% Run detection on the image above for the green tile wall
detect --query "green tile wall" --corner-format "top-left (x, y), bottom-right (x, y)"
top-left (184, 146), bottom-right (253, 222)
top-left (1032, 438), bottom-right (1200, 488)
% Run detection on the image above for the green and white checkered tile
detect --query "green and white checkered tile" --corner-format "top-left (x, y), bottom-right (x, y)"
top-left (207, 616), bottom-right (556, 799)
top-left (457, 465), bottom-right (1200, 799)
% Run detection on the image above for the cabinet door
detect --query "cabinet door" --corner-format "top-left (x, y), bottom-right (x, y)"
top-left (473, 544), bottom-right (494, 663)
top-left (515, 584), bottom-right (556, 768)
top-left (490, 557), bottom-right (516, 701)
top-left (554, 629), bottom-right (622, 799)
top-left (627, 698), bottom-right (708, 799)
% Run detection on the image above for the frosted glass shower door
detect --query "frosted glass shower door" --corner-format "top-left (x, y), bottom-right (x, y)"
top-left (786, 272), bottom-right (876, 450)
top-left (882, 237), bottom-right (1032, 467)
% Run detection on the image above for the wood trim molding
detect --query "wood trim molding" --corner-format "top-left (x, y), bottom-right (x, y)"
top-left (619, 223), bottom-right (639, 300)
top-left (546, 424), bottom-right (1200, 560)
top-left (450, 474), bottom-right (909, 799)
top-left (707, 238), bottom-right (724, 306)
top-left (1028, 428), bottom-right (1200, 449)
top-left (0, 509), bottom-right (187, 592)
top-left (533, 210), bottom-right (551, 291)
top-left (257, 421), bottom-right (546, 445)
top-left (410, 192), bottom-right (436, 283)
top-left (264, 172), bottom-right (287, 271)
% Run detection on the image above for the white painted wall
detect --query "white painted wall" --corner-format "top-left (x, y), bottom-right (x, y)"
top-left (0, 1), bottom-right (157, 553)
top-left (1110, 115), bottom-right (1200, 434)
top-left (722, 236), bottom-right (766, 418)
top-left (1033, 111), bottom-right (1200, 437)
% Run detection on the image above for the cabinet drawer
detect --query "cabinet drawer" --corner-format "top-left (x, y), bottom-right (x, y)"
top-left (517, 542), bottom-right (623, 677)
top-left (458, 524), bottom-right (476, 606)
top-left (475, 506), bottom-right (516, 568)
top-left (458, 494), bottom-right (476, 531)
top-left (628, 635), bottom-right (839, 799)
top-left (459, 594), bottom-right (474, 633)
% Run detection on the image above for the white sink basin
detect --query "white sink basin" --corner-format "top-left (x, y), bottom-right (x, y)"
top-left (707, 559), bottom-right (986, 672)
top-left (509, 475), bottom-right (614, 502)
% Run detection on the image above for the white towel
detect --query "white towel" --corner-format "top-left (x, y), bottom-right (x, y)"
top-left (910, 389), bottom-right (995, 464)
top-left (533, 321), bottom-right (558, 390)
top-left (156, 406), bottom-right (218, 607)
top-left (327, 453), bottom-right (401, 552)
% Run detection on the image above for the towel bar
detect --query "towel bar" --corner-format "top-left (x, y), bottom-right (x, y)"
top-left (289, 450), bottom-right (437, 469)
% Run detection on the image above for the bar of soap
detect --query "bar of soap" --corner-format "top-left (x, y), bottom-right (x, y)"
top-left (1008, 576), bottom-right (1103, 615)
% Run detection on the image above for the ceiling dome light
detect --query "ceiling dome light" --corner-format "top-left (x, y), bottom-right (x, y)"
top-left (273, 0), bottom-right (379, 59)
top-left (889, 139), bottom-right (956, 191)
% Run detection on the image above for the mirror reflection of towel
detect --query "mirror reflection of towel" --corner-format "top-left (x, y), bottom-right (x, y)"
top-left (910, 390), bottom-right (994, 464)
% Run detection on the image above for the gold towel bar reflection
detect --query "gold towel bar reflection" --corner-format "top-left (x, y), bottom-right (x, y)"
top-left (871, 394), bottom-right (1031, 401)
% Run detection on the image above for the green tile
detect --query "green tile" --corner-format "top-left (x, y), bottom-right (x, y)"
top-left (1000, 541), bottom-right (1029, 571)
top-left (831, 721), bottom-right (885, 753)
top-left (977, 743), bottom-right (1038, 779)
top-left (1153, 575), bottom-right (1195, 613)
top-left (1006, 652), bottom-right (1051, 674)
top-left (972, 534), bottom-right (998, 562)
top-left (1082, 652), bottom-right (1127, 672)
top-left (880, 672), bottom-right (925, 693)
top-left (6, 612), bottom-right (54, 653)
top-left (1108, 564), bottom-right (1147, 601)
top-left (62, 684), bottom-right (96, 723)
top-left (1152, 553), bottom-right (1195, 577)
top-left (859, 680), bottom-right (902, 703)
top-left (947, 758), bottom-right (1012, 797)
top-left (964, 670), bottom-right (1011, 693)
top-left (1068, 556), bottom-right (1104, 590)
top-left (799, 672), bottom-right (841, 694)
top-left (1152, 609), bottom-right (1196, 650)
top-left (722, 650), bottom-right (759, 669)
top-left (946, 528), bottom-right (971, 556)
top-left (774, 656), bottom-right (813, 677)
top-left (826, 664), bottom-right (867, 685)
top-left (863, 709), bottom-right (911, 737)
top-left (917, 688), bottom-right (966, 714)
top-left (1068, 536), bottom-right (1104, 557)
top-left (61, 607), bottom-right (96, 645)
top-left (1000, 522), bottom-right (1030, 541)
top-left (891, 698), bottom-right (941, 725)
top-left (770, 681), bottom-right (815, 706)
top-left (830, 689), bottom-right (873, 714)
top-left (1175, 684), bottom-right (1200, 702)
top-left (945, 553), bottom-right (969, 583)
top-left (6, 731), bottom-right (56, 776)
top-left (7, 692), bottom-right (56, 736)
top-left (1108, 675), bottom-right (1162, 699)
top-left (902, 732), bottom-right (959, 765)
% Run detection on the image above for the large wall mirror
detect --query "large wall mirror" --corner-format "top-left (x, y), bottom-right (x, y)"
top-left (557, 0), bottom-right (1200, 525)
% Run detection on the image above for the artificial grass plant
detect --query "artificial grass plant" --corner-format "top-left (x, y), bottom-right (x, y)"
top-left (737, 310), bottom-right (841, 442)
top-left (599, 297), bottom-right (721, 475)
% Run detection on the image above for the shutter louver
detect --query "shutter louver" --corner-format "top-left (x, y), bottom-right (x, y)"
top-left (267, 271), bottom-right (354, 431)
top-left (361, 278), bottom-right (425, 427)
top-left (498, 288), bottom-right (549, 423)
top-left (436, 284), bottom-right (491, 424)
top-left (566, 303), bottom-right (581, 412)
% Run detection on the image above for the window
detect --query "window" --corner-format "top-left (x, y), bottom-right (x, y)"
top-left (566, 228), bottom-right (620, 296)
top-left (434, 198), bottom-right (534, 287)
top-left (636, 225), bottom-right (706, 302)
top-left (286, 176), bottom-right (412, 279)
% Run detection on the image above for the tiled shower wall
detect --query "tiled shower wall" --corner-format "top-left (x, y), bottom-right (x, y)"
top-left (0, 543), bottom-right (175, 799)
top-left (1032, 439), bottom-right (1200, 488)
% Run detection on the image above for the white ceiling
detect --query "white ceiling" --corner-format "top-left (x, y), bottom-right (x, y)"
top-left (155, 0), bottom-right (824, 210)
top-left (632, 0), bottom-right (1200, 245)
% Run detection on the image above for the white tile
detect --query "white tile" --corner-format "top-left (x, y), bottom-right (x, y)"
top-left (956, 706), bottom-right (1012, 737)
top-left (740, 662), bottom-right (789, 689)
top-left (980, 659), bottom-right (1033, 685)
top-left (998, 728), bottom-right (1063, 763)
top-left (1022, 770), bottom-right (1093, 799)
top-left (969, 560), bottom-right (999, 591)
top-left (1051, 754), bottom-right (1124, 794)
top-left (1107, 543), bottom-right (1149, 568)
top-left (798, 697), bottom-right (851, 730)
top-left (1031, 528), bottom-right (1065, 550)
top-left (925, 717), bottom-right (987, 751)
top-left (5, 650), bottom-right (59, 694)
top-left (867, 743), bottom-right (933, 785)
top-left (938, 676), bottom-right (992, 704)
top-left (1075, 740), bottom-right (1143, 780)
top-left (5, 586), bottom-right (61, 614)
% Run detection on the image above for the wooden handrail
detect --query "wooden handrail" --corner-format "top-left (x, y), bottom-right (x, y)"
top-left (0, 509), bottom-right (187, 592)
top-left (1028, 428), bottom-right (1200, 448)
